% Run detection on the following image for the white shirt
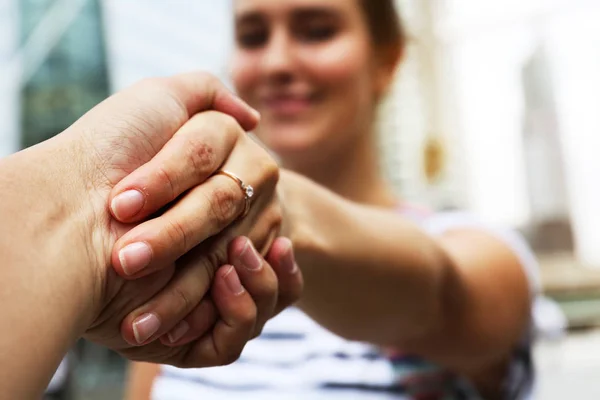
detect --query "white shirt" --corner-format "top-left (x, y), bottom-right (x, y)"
top-left (152, 211), bottom-right (541, 400)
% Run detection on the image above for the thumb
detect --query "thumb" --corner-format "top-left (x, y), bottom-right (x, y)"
top-left (70, 71), bottom-right (259, 181)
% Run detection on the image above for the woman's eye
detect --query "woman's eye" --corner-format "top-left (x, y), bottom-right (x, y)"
top-left (237, 30), bottom-right (268, 48)
top-left (298, 25), bottom-right (336, 42)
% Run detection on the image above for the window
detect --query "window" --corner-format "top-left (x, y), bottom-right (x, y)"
top-left (19, 0), bottom-right (110, 148)
top-left (435, 0), bottom-right (600, 263)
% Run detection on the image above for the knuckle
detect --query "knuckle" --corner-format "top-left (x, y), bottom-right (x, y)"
top-left (155, 163), bottom-right (177, 199)
top-left (218, 113), bottom-right (244, 138)
top-left (195, 111), bottom-right (243, 147)
top-left (221, 347), bottom-right (244, 366)
top-left (166, 218), bottom-right (189, 254)
top-left (186, 138), bottom-right (217, 175)
top-left (256, 150), bottom-right (280, 189)
top-left (171, 285), bottom-right (194, 315)
top-left (239, 306), bottom-right (258, 329)
top-left (257, 272), bottom-right (279, 301)
top-left (265, 158), bottom-right (280, 185)
top-left (130, 77), bottom-right (188, 131)
top-left (207, 184), bottom-right (241, 229)
top-left (204, 246), bottom-right (228, 275)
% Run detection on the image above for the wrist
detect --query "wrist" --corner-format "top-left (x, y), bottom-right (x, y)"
top-left (278, 170), bottom-right (331, 265)
top-left (0, 135), bottom-right (101, 333)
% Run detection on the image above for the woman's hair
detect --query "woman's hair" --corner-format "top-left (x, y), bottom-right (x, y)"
top-left (359, 0), bottom-right (406, 53)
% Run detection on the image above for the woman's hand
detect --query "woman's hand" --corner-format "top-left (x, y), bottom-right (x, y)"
top-left (158, 237), bottom-right (301, 363)
top-left (85, 235), bottom-right (302, 367)
top-left (61, 69), bottom-right (301, 367)
top-left (0, 71), bottom-right (300, 396)
top-left (108, 109), bottom-right (284, 279)
top-left (103, 93), bottom-right (300, 354)
top-left (64, 71), bottom-right (300, 367)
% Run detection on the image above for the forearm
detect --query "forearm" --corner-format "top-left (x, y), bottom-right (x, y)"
top-left (284, 171), bottom-right (450, 347)
top-left (284, 171), bottom-right (533, 382)
top-left (0, 139), bottom-right (96, 398)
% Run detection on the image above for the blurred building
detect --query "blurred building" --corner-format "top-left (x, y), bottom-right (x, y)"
top-left (428, 0), bottom-right (600, 269)
top-left (19, 0), bottom-right (109, 148)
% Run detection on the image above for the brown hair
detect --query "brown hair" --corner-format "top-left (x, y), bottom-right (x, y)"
top-left (359, 0), bottom-right (406, 53)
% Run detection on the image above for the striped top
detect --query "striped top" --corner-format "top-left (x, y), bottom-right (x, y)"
top-left (151, 210), bottom-right (540, 400)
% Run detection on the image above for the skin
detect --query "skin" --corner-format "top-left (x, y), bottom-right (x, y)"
top-left (0, 72), bottom-right (303, 399)
top-left (125, 0), bottom-right (532, 398)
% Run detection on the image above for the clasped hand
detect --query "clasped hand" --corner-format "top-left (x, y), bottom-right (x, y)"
top-left (70, 72), bottom-right (302, 367)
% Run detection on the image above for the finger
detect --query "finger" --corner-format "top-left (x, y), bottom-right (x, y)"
top-left (265, 237), bottom-right (304, 316)
top-left (159, 298), bottom-right (218, 347)
top-left (159, 236), bottom-right (283, 347)
top-left (76, 72), bottom-right (259, 177)
top-left (111, 138), bottom-right (279, 279)
top-left (119, 251), bottom-right (215, 346)
top-left (166, 71), bottom-right (260, 132)
top-left (109, 111), bottom-right (242, 223)
top-left (179, 265), bottom-right (257, 368)
top-left (111, 176), bottom-right (241, 279)
top-left (228, 237), bottom-right (278, 338)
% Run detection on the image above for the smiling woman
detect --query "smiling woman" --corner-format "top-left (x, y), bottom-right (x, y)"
top-left (125, 1), bottom-right (539, 399)
top-left (230, 0), bottom-right (404, 173)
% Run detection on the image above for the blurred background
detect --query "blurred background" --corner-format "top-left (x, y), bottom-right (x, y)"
top-left (1, 0), bottom-right (600, 398)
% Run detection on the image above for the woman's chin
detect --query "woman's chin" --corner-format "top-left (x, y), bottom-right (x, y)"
top-left (257, 126), bottom-right (324, 158)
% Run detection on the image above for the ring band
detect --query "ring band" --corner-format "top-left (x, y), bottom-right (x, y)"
top-left (215, 170), bottom-right (254, 217)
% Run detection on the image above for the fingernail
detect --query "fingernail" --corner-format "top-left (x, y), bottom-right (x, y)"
top-left (224, 266), bottom-right (245, 296)
top-left (239, 240), bottom-right (262, 271)
top-left (133, 313), bottom-right (161, 344)
top-left (119, 242), bottom-right (153, 276)
top-left (280, 239), bottom-right (298, 274)
top-left (232, 95), bottom-right (260, 121)
top-left (251, 108), bottom-right (261, 122)
top-left (167, 320), bottom-right (190, 344)
top-left (111, 190), bottom-right (145, 220)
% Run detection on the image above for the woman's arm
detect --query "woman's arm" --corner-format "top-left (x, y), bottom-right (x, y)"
top-left (0, 72), bottom-right (301, 399)
top-left (283, 170), bottom-right (531, 374)
top-left (0, 144), bottom-right (98, 399)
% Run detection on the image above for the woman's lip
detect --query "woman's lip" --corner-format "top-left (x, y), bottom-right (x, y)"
top-left (262, 96), bottom-right (314, 115)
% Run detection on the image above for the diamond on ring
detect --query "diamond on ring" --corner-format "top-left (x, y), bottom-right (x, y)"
top-left (243, 184), bottom-right (254, 199)
top-left (215, 170), bottom-right (253, 218)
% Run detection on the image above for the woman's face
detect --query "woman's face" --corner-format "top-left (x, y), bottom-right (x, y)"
top-left (231, 0), bottom-right (387, 160)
